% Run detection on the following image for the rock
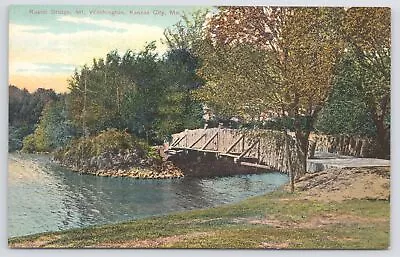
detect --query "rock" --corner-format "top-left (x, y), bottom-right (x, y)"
top-left (57, 144), bottom-right (187, 179)
top-left (90, 156), bottom-right (97, 167)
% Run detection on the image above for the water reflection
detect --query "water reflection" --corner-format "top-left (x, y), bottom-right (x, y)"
top-left (8, 153), bottom-right (288, 237)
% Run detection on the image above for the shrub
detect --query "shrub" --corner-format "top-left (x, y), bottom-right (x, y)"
top-left (21, 134), bottom-right (36, 153)
top-left (54, 128), bottom-right (157, 161)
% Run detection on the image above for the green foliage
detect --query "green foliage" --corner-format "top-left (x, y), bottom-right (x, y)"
top-left (315, 53), bottom-right (376, 137)
top-left (8, 125), bottom-right (32, 152)
top-left (21, 98), bottom-right (76, 153)
top-left (194, 42), bottom-right (277, 119)
top-left (21, 125), bottom-right (51, 153)
top-left (10, 8), bottom-right (391, 160)
top-left (20, 134), bottom-right (36, 153)
top-left (67, 40), bottom-right (204, 144)
top-left (163, 9), bottom-right (209, 51)
top-left (67, 51), bottom-right (127, 136)
top-left (192, 6), bottom-right (390, 160)
top-left (154, 49), bottom-right (204, 140)
top-left (156, 10), bottom-right (208, 137)
top-left (9, 86), bottom-right (58, 152)
top-left (198, 7), bottom-right (344, 120)
top-left (9, 86), bottom-right (58, 127)
top-left (118, 43), bottom-right (166, 142)
top-left (194, 7), bottom-right (345, 172)
top-left (241, 116), bottom-right (311, 132)
top-left (13, 12), bottom-right (207, 150)
top-left (54, 128), bottom-right (152, 161)
top-left (45, 98), bottom-right (76, 148)
top-left (342, 8), bottom-right (390, 157)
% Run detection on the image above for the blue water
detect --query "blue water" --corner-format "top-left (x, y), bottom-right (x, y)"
top-left (8, 153), bottom-right (288, 237)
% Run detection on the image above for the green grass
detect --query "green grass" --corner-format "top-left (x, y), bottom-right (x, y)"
top-left (8, 190), bottom-right (390, 249)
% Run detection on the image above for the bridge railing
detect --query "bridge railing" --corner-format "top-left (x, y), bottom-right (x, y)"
top-left (169, 128), bottom-right (303, 177)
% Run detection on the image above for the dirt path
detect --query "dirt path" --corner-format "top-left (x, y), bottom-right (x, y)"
top-left (92, 231), bottom-right (214, 248)
top-left (290, 166), bottom-right (390, 202)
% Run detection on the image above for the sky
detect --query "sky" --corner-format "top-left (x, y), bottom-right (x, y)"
top-left (9, 5), bottom-right (207, 92)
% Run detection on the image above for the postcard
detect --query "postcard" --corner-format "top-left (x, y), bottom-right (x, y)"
top-left (8, 5), bottom-right (390, 249)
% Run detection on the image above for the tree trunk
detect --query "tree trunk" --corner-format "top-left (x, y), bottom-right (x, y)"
top-left (369, 94), bottom-right (390, 159)
top-left (374, 117), bottom-right (390, 159)
top-left (284, 129), bottom-right (294, 193)
top-left (293, 117), bottom-right (311, 177)
top-left (295, 130), bottom-right (309, 175)
top-left (364, 90), bottom-right (390, 159)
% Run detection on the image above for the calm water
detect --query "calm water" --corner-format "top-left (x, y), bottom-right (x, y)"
top-left (8, 153), bottom-right (288, 238)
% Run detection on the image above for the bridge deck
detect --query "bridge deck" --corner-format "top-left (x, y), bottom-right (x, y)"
top-left (168, 128), bottom-right (390, 175)
top-left (307, 152), bottom-right (390, 173)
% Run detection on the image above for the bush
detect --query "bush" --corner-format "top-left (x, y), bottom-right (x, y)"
top-left (54, 128), bottom-right (156, 161)
top-left (21, 134), bottom-right (36, 153)
top-left (9, 125), bottom-right (34, 152)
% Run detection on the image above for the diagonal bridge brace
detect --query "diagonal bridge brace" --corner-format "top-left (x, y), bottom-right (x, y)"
top-left (234, 139), bottom-right (260, 163)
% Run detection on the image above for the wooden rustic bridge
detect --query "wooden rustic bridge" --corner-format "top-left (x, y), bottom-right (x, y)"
top-left (166, 128), bottom-right (390, 176)
top-left (167, 128), bottom-right (302, 175)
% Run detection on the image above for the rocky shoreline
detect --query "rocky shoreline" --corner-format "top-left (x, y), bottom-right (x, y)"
top-left (53, 147), bottom-right (184, 179)
top-left (56, 160), bottom-right (184, 179)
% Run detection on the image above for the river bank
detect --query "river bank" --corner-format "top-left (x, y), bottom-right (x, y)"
top-left (9, 153), bottom-right (288, 238)
top-left (9, 166), bottom-right (390, 249)
top-left (53, 145), bottom-right (185, 179)
top-left (55, 158), bottom-right (184, 179)
top-left (52, 129), bottom-right (184, 179)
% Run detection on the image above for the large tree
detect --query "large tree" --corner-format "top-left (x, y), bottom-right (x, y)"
top-left (150, 10), bottom-right (209, 138)
top-left (67, 40), bottom-right (204, 144)
top-left (119, 42), bottom-right (165, 143)
top-left (67, 51), bottom-right (130, 137)
top-left (154, 49), bottom-right (203, 139)
top-left (195, 7), bottom-right (344, 175)
top-left (343, 7), bottom-right (390, 158)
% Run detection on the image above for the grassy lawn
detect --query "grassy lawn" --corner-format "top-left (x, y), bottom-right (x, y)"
top-left (8, 190), bottom-right (390, 249)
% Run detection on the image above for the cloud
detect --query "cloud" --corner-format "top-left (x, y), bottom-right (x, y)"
top-left (58, 15), bottom-right (156, 31)
top-left (9, 21), bottom-right (167, 61)
top-left (9, 19), bottom-right (168, 92)
top-left (9, 24), bottom-right (48, 32)
top-left (10, 62), bottom-right (75, 75)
